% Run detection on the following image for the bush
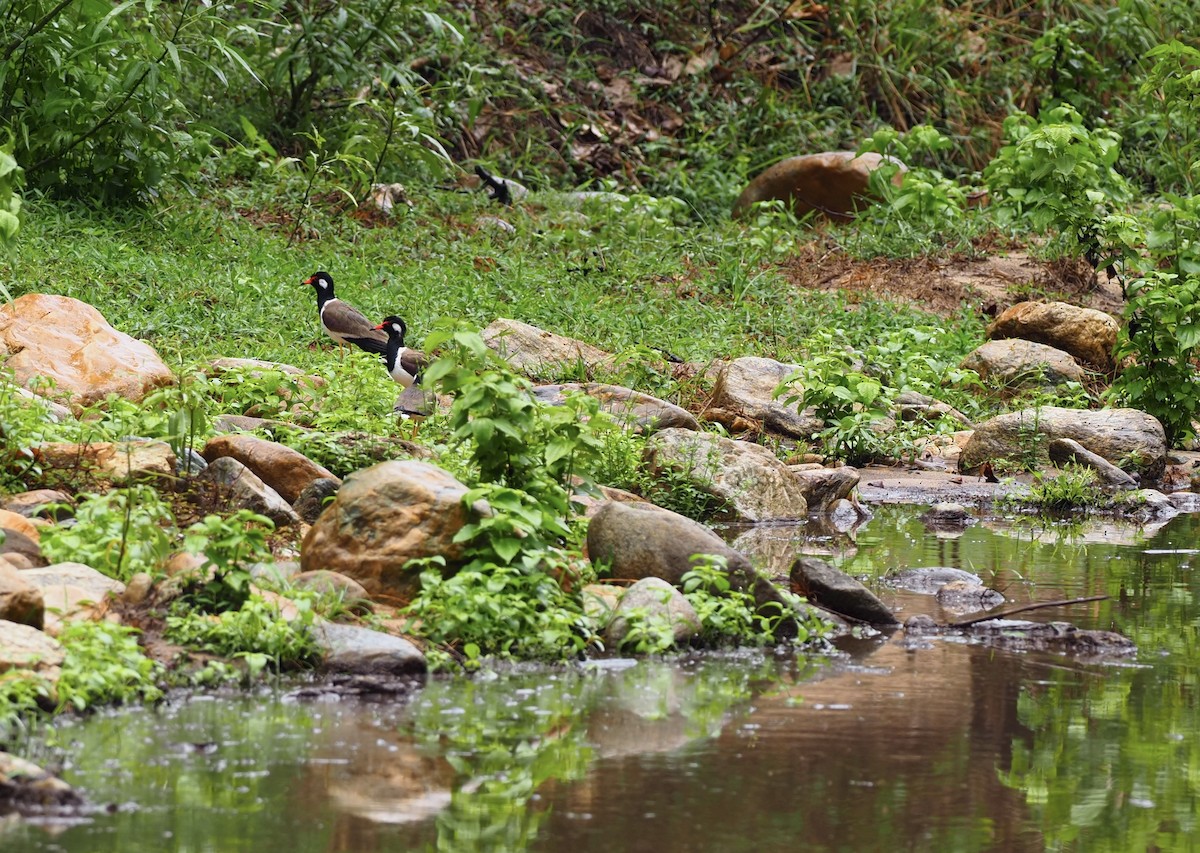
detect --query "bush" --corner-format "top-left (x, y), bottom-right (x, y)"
top-left (0, 0), bottom-right (240, 201)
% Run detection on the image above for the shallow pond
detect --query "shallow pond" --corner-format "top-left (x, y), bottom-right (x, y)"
top-left (8, 505), bottom-right (1200, 852)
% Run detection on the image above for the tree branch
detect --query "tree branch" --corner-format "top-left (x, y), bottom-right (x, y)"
top-left (949, 594), bottom-right (1109, 629)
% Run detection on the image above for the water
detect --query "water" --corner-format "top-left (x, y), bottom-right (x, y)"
top-left (7, 506), bottom-right (1200, 852)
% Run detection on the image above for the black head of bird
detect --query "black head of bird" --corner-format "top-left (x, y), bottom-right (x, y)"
top-left (302, 271), bottom-right (388, 355)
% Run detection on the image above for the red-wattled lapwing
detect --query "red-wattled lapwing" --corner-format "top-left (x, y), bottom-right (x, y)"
top-left (303, 271), bottom-right (388, 357)
top-left (373, 315), bottom-right (429, 389)
top-left (375, 315), bottom-right (433, 423)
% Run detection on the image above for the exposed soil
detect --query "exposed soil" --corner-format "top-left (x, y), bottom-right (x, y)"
top-left (778, 241), bottom-right (1126, 320)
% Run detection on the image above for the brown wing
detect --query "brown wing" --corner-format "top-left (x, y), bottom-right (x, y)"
top-left (322, 299), bottom-right (389, 354)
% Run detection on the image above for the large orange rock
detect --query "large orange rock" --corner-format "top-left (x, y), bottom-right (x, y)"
top-left (0, 293), bottom-right (174, 411)
top-left (300, 461), bottom-right (475, 604)
top-left (202, 434), bottom-right (340, 504)
top-left (986, 301), bottom-right (1118, 372)
top-left (732, 151), bottom-right (906, 220)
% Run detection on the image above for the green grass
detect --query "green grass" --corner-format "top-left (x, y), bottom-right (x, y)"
top-left (4, 185), bottom-right (982, 399)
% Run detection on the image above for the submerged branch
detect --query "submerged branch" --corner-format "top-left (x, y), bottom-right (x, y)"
top-left (949, 594), bottom-right (1109, 629)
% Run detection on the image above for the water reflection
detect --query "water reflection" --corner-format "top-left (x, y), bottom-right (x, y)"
top-left (8, 507), bottom-right (1200, 852)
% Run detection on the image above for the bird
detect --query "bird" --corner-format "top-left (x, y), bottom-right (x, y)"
top-left (373, 315), bottom-right (429, 389)
top-left (302, 271), bottom-right (388, 356)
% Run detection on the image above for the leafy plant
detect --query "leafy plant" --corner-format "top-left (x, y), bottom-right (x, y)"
top-left (777, 346), bottom-right (894, 465)
top-left (0, 0), bottom-right (239, 200)
top-left (984, 105), bottom-right (1132, 267)
top-left (681, 555), bottom-right (820, 646)
top-left (424, 322), bottom-right (609, 512)
top-left (404, 561), bottom-right (594, 666)
top-left (56, 620), bottom-right (164, 711)
top-left (1017, 464), bottom-right (1108, 513)
top-left (165, 595), bottom-right (319, 672)
top-left (179, 510), bottom-right (276, 613)
top-left (614, 599), bottom-right (678, 656)
top-left (0, 137), bottom-right (21, 245)
top-left (1139, 40), bottom-right (1200, 194)
top-left (1108, 271), bottom-right (1200, 446)
top-left (39, 487), bottom-right (175, 581)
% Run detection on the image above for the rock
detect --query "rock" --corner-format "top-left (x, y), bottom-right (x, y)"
top-left (291, 570), bottom-right (373, 614)
top-left (968, 620), bottom-right (1136, 657)
top-left (1116, 488), bottom-right (1180, 521)
top-left (32, 439), bottom-right (176, 484)
top-left (195, 457), bottom-right (300, 527)
top-left (707, 357), bottom-right (823, 439)
top-left (986, 301), bottom-right (1119, 371)
top-left (249, 560), bottom-right (302, 585)
top-left (909, 431), bottom-right (974, 467)
top-left (1048, 437), bottom-right (1139, 487)
top-left (0, 293), bottom-right (174, 411)
top-left (177, 448), bottom-right (207, 477)
top-left (587, 501), bottom-right (739, 587)
top-left (893, 391), bottom-right (974, 429)
top-left (790, 466), bottom-right (859, 513)
top-left (605, 577), bottom-right (701, 649)
top-left (1168, 492), bottom-right (1200, 512)
top-left (368, 181), bottom-right (414, 212)
top-left (789, 557), bottom-right (898, 625)
top-left (921, 502), bottom-right (975, 527)
top-left (213, 414), bottom-right (276, 433)
top-left (0, 619), bottom-right (63, 686)
top-left (292, 477), bottom-right (341, 524)
top-left (643, 428), bottom-right (808, 522)
top-left (201, 434), bottom-right (340, 504)
top-left (731, 151), bottom-right (906, 220)
top-left (586, 501), bottom-right (802, 636)
top-left (581, 584), bottom-right (624, 629)
top-left (884, 567), bottom-right (983, 594)
top-left (827, 498), bottom-right (863, 532)
top-left (532, 383), bottom-right (699, 433)
top-left (209, 357), bottom-right (306, 376)
top-left (0, 752), bottom-right (82, 813)
top-left (21, 562), bottom-right (126, 627)
top-left (1, 489), bottom-right (72, 519)
top-left (0, 564), bottom-right (43, 628)
top-left (312, 621), bottom-right (426, 676)
top-left (0, 527), bottom-right (46, 568)
top-left (481, 318), bottom-right (613, 377)
top-left (123, 572), bottom-right (154, 606)
top-left (0, 509), bottom-right (40, 542)
top-left (935, 581), bottom-right (1005, 613)
top-left (0, 380), bottom-right (73, 422)
top-left (959, 407), bottom-right (1167, 481)
top-left (959, 338), bottom-right (1086, 389)
top-left (300, 461), bottom-right (474, 603)
top-left (477, 215), bottom-right (516, 234)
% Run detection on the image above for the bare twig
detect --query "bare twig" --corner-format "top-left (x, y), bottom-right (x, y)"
top-left (949, 594), bottom-right (1108, 629)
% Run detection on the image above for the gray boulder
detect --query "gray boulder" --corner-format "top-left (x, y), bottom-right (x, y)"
top-left (586, 501), bottom-right (804, 637)
top-left (482, 318), bottom-right (612, 377)
top-left (312, 621), bottom-right (426, 676)
top-left (196, 456), bottom-right (300, 527)
top-left (605, 577), bottom-right (701, 650)
top-left (960, 338), bottom-right (1086, 390)
top-left (959, 407), bottom-right (1167, 481)
top-left (789, 557), bottom-right (898, 626)
top-left (644, 428), bottom-right (808, 521)
top-left (707, 357), bottom-right (823, 439)
top-left (533, 382), bottom-right (699, 433)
